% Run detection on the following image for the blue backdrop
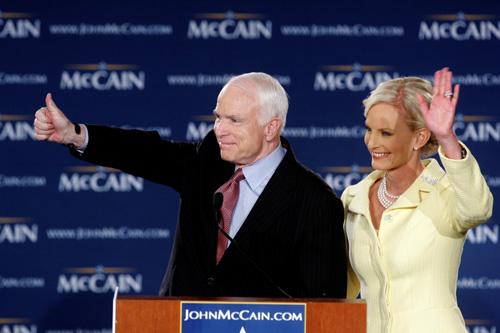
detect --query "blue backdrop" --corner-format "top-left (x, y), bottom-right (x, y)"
top-left (1, 0), bottom-right (499, 332)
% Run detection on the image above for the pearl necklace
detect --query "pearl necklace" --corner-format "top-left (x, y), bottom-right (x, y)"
top-left (377, 173), bottom-right (401, 209)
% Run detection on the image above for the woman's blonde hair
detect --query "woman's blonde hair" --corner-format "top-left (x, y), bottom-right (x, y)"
top-left (363, 76), bottom-right (438, 157)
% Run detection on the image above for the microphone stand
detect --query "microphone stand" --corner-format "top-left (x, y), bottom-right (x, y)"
top-left (213, 192), bottom-right (292, 299)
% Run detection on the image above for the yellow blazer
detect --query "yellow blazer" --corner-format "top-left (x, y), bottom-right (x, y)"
top-left (342, 144), bottom-right (493, 333)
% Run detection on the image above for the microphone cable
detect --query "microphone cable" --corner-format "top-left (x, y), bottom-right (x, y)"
top-left (213, 192), bottom-right (292, 299)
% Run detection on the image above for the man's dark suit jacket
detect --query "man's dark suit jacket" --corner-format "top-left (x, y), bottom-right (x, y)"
top-left (72, 126), bottom-right (347, 298)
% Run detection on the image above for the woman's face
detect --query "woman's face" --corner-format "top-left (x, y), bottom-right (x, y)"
top-left (364, 103), bottom-right (418, 171)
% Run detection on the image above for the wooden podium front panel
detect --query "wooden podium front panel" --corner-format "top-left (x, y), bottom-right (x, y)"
top-left (116, 296), bottom-right (366, 332)
top-left (306, 299), bottom-right (366, 332)
top-left (116, 297), bottom-right (178, 331)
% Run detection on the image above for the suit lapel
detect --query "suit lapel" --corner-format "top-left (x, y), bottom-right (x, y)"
top-left (390, 159), bottom-right (446, 210)
top-left (224, 141), bottom-right (297, 257)
top-left (195, 130), bottom-right (236, 269)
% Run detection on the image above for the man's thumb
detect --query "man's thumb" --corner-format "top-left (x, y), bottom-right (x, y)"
top-left (45, 93), bottom-right (60, 115)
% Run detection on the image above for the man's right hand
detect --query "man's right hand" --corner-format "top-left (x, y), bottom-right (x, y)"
top-left (34, 93), bottom-right (85, 148)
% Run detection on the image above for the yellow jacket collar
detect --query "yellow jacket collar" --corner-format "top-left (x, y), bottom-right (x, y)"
top-left (347, 159), bottom-right (446, 214)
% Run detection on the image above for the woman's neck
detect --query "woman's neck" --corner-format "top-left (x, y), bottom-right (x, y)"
top-left (384, 161), bottom-right (425, 196)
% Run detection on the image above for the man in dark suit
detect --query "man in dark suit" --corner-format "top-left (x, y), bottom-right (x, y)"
top-left (34, 72), bottom-right (347, 298)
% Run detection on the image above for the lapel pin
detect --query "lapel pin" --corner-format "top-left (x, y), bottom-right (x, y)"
top-left (422, 174), bottom-right (439, 185)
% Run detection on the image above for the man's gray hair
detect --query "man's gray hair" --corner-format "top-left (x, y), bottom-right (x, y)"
top-left (223, 72), bottom-right (288, 135)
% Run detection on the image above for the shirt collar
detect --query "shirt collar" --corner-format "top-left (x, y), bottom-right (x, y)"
top-left (240, 143), bottom-right (286, 191)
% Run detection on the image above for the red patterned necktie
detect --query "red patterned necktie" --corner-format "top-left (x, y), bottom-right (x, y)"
top-left (215, 168), bottom-right (245, 264)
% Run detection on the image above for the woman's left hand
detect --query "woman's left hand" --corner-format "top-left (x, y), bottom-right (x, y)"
top-left (417, 67), bottom-right (462, 159)
top-left (418, 67), bottom-right (459, 139)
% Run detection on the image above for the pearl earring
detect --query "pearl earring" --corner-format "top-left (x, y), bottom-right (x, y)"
top-left (413, 147), bottom-right (418, 151)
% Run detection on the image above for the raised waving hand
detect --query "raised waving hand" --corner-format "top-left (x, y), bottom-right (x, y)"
top-left (417, 67), bottom-right (462, 159)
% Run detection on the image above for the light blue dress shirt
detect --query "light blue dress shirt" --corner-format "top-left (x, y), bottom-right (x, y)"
top-left (228, 143), bottom-right (286, 242)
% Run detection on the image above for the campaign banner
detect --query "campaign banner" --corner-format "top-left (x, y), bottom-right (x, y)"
top-left (2, 0), bottom-right (499, 332)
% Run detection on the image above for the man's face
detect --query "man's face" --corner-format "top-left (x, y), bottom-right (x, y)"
top-left (213, 86), bottom-right (268, 167)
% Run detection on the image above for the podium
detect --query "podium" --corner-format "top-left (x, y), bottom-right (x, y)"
top-left (116, 296), bottom-right (366, 332)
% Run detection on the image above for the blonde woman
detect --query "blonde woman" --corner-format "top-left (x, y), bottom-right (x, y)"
top-left (342, 67), bottom-right (493, 332)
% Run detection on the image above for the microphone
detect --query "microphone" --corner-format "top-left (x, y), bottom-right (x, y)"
top-left (213, 192), bottom-right (292, 298)
top-left (213, 192), bottom-right (223, 223)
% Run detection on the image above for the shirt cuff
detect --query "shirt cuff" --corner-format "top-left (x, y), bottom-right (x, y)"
top-left (76, 124), bottom-right (89, 153)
